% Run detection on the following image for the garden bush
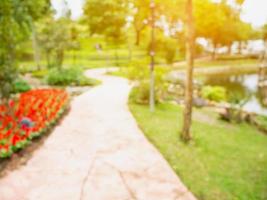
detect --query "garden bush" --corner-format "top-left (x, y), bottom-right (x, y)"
top-left (130, 81), bottom-right (152, 104)
top-left (76, 75), bottom-right (101, 86)
top-left (47, 68), bottom-right (81, 86)
top-left (13, 79), bottom-right (31, 93)
top-left (129, 68), bottom-right (169, 105)
top-left (164, 40), bottom-right (177, 64)
top-left (31, 69), bottom-right (48, 79)
top-left (46, 67), bottom-right (100, 86)
top-left (126, 59), bottom-right (150, 81)
top-left (201, 85), bottom-right (226, 102)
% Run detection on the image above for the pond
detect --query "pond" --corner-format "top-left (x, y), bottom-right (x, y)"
top-left (203, 72), bottom-right (267, 115)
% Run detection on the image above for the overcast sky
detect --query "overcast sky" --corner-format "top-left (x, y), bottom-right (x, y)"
top-left (52, 0), bottom-right (267, 27)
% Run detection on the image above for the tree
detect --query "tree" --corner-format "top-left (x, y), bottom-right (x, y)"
top-left (194, 0), bottom-right (255, 58)
top-left (70, 24), bottom-right (81, 66)
top-left (181, 0), bottom-right (195, 142)
top-left (149, 0), bottom-right (156, 112)
top-left (37, 17), bottom-right (77, 69)
top-left (84, 0), bottom-right (127, 42)
top-left (130, 0), bottom-right (150, 46)
top-left (0, 0), bottom-right (50, 100)
top-left (263, 24), bottom-right (267, 42)
top-left (84, 0), bottom-right (128, 66)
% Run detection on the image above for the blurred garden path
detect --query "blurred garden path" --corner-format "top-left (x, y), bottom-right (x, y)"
top-left (0, 68), bottom-right (196, 200)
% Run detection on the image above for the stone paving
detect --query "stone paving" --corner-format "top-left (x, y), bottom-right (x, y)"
top-left (0, 68), bottom-right (196, 200)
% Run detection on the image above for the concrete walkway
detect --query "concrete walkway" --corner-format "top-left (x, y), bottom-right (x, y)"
top-left (0, 69), bottom-right (196, 200)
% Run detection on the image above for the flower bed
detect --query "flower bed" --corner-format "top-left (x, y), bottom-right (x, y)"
top-left (0, 89), bottom-right (69, 158)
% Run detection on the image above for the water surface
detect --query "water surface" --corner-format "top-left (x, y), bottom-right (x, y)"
top-left (203, 73), bottom-right (267, 115)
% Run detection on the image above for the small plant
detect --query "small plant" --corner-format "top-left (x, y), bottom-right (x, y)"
top-left (13, 79), bottom-right (31, 93)
top-left (201, 85), bottom-right (226, 102)
top-left (164, 40), bottom-right (177, 64)
top-left (222, 93), bottom-right (251, 123)
top-left (46, 67), bottom-right (100, 87)
top-left (130, 81), bottom-right (151, 104)
top-left (31, 70), bottom-right (48, 79)
top-left (76, 76), bottom-right (101, 86)
top-left (126, 59), bottom-right (149, 81)
top-left (46, 67), bottom-right (81, 86)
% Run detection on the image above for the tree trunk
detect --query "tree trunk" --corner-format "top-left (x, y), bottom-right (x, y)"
top-left (227, 44), bottom-right (232, 55)
top-left (114, 48), bottom-right (119, 67)
top-left (212, 43), bottom-right (217, 60)
top-left (56, 50), bottom-right (64, 70)
top-left (128, 41), bottom-right (132, 61)
top-left (73, 50), bottom-right (77, 66)
top-left (238, 41), bottom-right (242, 55)
top-left (181, 0), bottom-right (195, 142)
top-left (135, 29), bottom-right (141, 46)
top-left (32, 24), bottom-right (41, 70)
top-left (46, 51), bottom-right (51, 68)
top-left (149, 0), bottom-right (156, 112)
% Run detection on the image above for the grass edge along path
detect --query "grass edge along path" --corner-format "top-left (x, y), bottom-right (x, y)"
top-left (129, 102), bottom-right (267, 200)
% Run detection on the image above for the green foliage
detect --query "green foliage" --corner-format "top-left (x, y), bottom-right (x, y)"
top-left (0, 62), bottom-right (17, 99)
top-left (263, 24), bottom-right (267, 41)
top-left (0, 0), bottom-right (49, 99)
top-left (77, 75), bottom-right (101, 86)
top-left (13, 79), bottom-right (31, 93)
top-left (126, 59), bottom-right (150, 80)
top-left (130, 81), bottom-right (167, 105)
top-left (37, 16), bottom-right (79, 69)
top-left (129, 102), bottom-right (267, 200)
top-left (194, 0), bottom-right (254, 56)
top-left (164, 40), bottom-right (177, 64)
top-left (255, 115), bottom-right (267, 131)
top-left (46, 67), bottom-right (99, 86)
top-left (201, 85), bottom-right (226, 102)
top-left (31, 69), bottom-right (48, 79)
top-left (84, 0), bottom-right (127, 44)
top-left (131, 0), bottom-right (150, 46)
top-left (128, 64), bottom-right (169, 104)
top-left (130, 81), bottom-right (151, 104)
top-left (46, 68), bottom-right (81, 86)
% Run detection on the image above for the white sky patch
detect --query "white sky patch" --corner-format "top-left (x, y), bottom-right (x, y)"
top-left (51, 0), bottom-right (84, 19)
top-left (241, 0), bottom-right (267, 27)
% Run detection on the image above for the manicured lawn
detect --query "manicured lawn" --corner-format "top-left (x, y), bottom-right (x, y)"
top-left (175, 58), bottom-right (258, 69)
top-left (129, 102), bottom-right (267, 200)
top-left (196, 58), bottom-right (258, 67)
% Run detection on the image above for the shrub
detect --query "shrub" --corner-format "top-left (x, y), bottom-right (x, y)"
top-left (31, 70), bottom-right (48, 79)
top-left (13, 79), bottom-right (31, 93)
top-left (46, 67), bottom-right (100, 87)
top-left (130, 81), bottom-right (153, 104)
top-left (77, 76), bottom-right (101, 86)
top-left (164, 40), bottom-right (177, 64)
top-left (201, 86), bottom-right (226, 102)
top-left (129, 69), bottom-right (169, 105)
top-left (46, 68), bottom-right (81, 86)
top-left (165, 46), bottom-right (176, 64)
top-left (126, 59), bottom-right (150, 81)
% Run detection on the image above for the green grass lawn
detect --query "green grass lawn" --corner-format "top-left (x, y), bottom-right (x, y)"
top-left (196, 58), bottom-right (258, 67)
top-left (18, 36), bottom-right (259, 74)
top-left (175, 58), bottom-right (258, 69)
top-left (129, 102), bottom-right (267, 200)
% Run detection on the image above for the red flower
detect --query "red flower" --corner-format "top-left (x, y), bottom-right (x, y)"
top-left (0, 89), bottom-right (69, 154)
top-left (12, 135), bottom-right (20, 146)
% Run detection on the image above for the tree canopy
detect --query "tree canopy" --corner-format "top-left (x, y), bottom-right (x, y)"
top-left (83, 0), bottom-right (128, 44)
top-left (0, 0), bottom-right (50, 99)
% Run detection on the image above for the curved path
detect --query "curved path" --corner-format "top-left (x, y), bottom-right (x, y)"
top-left (0, 69), bottom-right (196, 200)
